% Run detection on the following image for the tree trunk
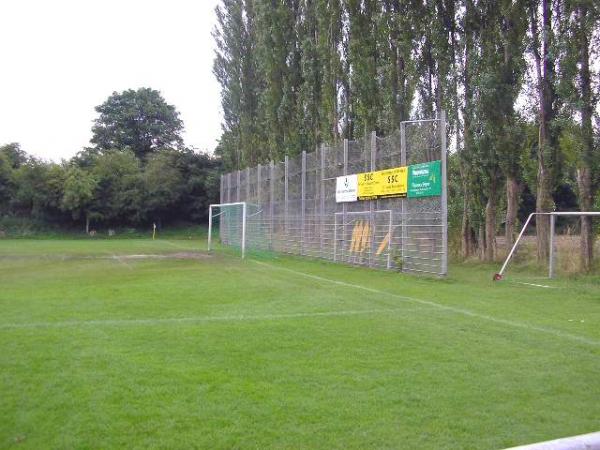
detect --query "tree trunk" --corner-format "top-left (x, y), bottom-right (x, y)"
top-left (505, 176), bottom-right (519, 252)
top-left (461, 188), bottom-right (472, 259)
top-left (485, 180), bottom-right (497, 262)
top-left (575, 4), bottom-right (594, 272)
top-left (478, 223), bottom-right (486, 261)
top-left (577, 167), bottom-right (593, 271)
top-left (461, 1), bottom-right (474, 259)
top-left (85, 214), bottom-right (90, 235)
top-left (530, 0), bottom-right (555, 262)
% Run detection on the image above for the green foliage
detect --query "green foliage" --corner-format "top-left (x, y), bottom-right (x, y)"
top-left (91, 88), bottom-right (184, 159)
top-left (61, 167), bottom-right (97, 221)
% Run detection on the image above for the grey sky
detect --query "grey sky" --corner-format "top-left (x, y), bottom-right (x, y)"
top-left (0, 0), bottom-right (222, 161)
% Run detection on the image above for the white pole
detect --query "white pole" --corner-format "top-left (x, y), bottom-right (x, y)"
top-left (549, 214), bottom-right (555, 278)
top-left (497, 213), bottom-right (536, 278)
top-left (333, 214), bottom-right (338, 262)
top-left (440, 111), bottom-right (448, 276)
top-left (208, 205), bottom-right (212, 252)
top-left (387, 212), bottom-right (393, 269)
top-left (241, 202), bottom-right (247, 259)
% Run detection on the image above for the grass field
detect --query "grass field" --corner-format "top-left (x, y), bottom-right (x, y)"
top-left (1, 238), bottom-right (600, 449)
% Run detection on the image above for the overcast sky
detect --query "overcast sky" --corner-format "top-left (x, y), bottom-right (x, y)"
top-left (0, 0), bottom-right (222, 161)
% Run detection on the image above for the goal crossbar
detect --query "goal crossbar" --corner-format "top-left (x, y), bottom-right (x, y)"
top-left (495, 211), bottom-right (600, 280)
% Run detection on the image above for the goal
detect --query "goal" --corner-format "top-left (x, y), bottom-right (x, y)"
top-left (495, 211), bottom-right (600, 280)
top-left (208, 202), bottom-right (248, 258)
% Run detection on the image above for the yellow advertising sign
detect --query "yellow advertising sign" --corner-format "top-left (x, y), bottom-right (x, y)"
top-left (358, 166), bottom-right (408, 200)
top-left (357, 172), bottom-right (379, 199)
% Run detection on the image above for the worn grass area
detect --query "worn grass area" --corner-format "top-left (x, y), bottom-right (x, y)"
top-left (1, 239), bottom-right (599, 449)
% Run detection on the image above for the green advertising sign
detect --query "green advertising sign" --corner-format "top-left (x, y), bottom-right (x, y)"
top-left (408, 160), bottom-right (442, 198)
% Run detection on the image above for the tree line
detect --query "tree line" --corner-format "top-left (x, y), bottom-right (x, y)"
top-left (213, 0), bottom-right (599, 269)
top-left (0, 88), bottom-right (221, 233)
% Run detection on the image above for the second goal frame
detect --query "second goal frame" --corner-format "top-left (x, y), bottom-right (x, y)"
top-left (495, 211), bottom-right (600, 280)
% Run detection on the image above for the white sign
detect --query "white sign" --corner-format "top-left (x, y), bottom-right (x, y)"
top-left (335, 174), bottom-right (358, 203)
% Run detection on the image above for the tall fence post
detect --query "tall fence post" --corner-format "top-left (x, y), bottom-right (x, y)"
top-left (369, 131), bottom-right (376, 267)
top-left (549, 213), bottom-right (555, 278)
top-left (220, 175), bottom-right (224, 204)
top-left (245, 167), bottom-right (250, 202)
top-left (257, 164), bottom-right (261, 204)
top-left (400, 121), bottom-right (407, 271)
top-left (284, 155), bottom-right (289, 252)
top-left (343, 139), bottom-right (348, 263)
top-left (301, 150), bottom-right (306, 256)
top-left (236, 170), bottom-right (241, 202)
top-left (320, 144), bottom-right (325, 259)
top-left (257, 164), bottom-right (262, 248)
top-left (440, 110), bottom-right (448, 276)
top-left (227, 173), bottom-right (231, 203)
top-left (269, 161), bottom-right (274, 250)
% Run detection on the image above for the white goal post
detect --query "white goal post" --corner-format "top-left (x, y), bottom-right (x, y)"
top-left (495, 211), bottom-right (600, 280)
top-left (208, 202), bottom-right (247, 259)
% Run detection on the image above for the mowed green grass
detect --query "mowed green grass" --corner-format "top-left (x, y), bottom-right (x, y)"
top-left (1, 239), bottom-right (600, 449)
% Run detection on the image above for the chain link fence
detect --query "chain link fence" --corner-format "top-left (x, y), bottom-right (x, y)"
top-left (219, 115), bottom-right (448, 275)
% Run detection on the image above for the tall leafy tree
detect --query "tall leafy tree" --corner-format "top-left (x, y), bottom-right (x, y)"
top-left (345, 0), bottom-right (380, 136)
top-left (214, 0), bottom-right (262, 169)
top-left (558, 0), bottom-right (599, 270)
top-left (61, 167), bottom-right (98, 233)
top-left (91, 88), bottom-right (184, 159)
top-left (527, 0), bottom-right (560, 262)
top-left (142, 151), bottom-right (185, 227)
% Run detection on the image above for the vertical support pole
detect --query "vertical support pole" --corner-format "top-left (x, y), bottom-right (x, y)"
top-left (400, 121), bottom-right (407, 271)
top-left (333, 214), bottom-right (338, 262)
top-left (257, 164), bottom-right (262, 249)
top-left (549, 213), bottom-right (555, 278)
top-left (284, 155), bottom-right (289, 252)
top-left (257, 164), bottom-right (261, 205)
top-left (320, 145), bottom-right (326, 259)
top-left (440, 110), bottom-right (448, 276)
top-left (226, 173), bottom-right (231, 203)
top-left (241, 202), bottom-right (247, 259)
top-left (246, 167), bottom-right (250, 201)
top-left (369, 131), bottom-right (376, 267)
top-left (387, 211), bottom-right (393, 269)
top-left (220, 175), bottom-right (224, 204)
top-left (236, 170), bottom-right (241, 202)
top-left (225, 174), bottom-right (231, 243)
top-left (208, 205), bottom-right (212, 252)
top-left (343, 139), bottom-right (348, 263)
top-left (223, 172), bottom-right (231, 203)
top-left (301, 151), bottom-right (306, 256)
top-left (269, 161), bottom-right (275, 250)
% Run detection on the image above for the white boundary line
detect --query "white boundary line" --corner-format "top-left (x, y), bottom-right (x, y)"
top-left (511, 281), bottom-right (555, 289)
top-left (504, 430), bottom-right (600, 449)
top-left (253, 260), bottom-right (600, 347)
top-left (0, 308), bottom-right (403, 331)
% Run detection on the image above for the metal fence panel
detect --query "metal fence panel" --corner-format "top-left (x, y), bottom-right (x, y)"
top-left (219, 116), bottom-right (448, 275)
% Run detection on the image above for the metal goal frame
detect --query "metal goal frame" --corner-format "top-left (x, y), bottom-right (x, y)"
top-left (495, 211), bottom-right (600, 280)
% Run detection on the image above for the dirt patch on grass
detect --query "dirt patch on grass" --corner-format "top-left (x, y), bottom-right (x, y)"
top-left (117, 252), bottom-right (211, 260)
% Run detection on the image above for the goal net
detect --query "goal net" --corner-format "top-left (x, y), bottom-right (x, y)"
top-left (495, 212), bottom-right (600, 280)
top-left (208, 202), bottom-right (246, 257)
top-left (208, 202), bottom-right (265, 258)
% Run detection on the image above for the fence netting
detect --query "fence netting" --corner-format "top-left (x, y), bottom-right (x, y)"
top-left (219, 117), bottom-right (447, 275)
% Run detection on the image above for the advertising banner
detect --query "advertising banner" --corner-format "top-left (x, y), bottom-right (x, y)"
top-left (357, 167), bottom-right (408, 200)
top-left (407, 160), bottom-right (442, 198)
top-left (335, 174), bottom-right (358, 202)
top-left (377, 166), bottom-right (408, 198)
top-left (336, 160), bottom-right (441, 202)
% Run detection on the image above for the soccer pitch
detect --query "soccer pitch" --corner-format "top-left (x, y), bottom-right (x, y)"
top-left (1, 239), bottom-right (599, 449)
